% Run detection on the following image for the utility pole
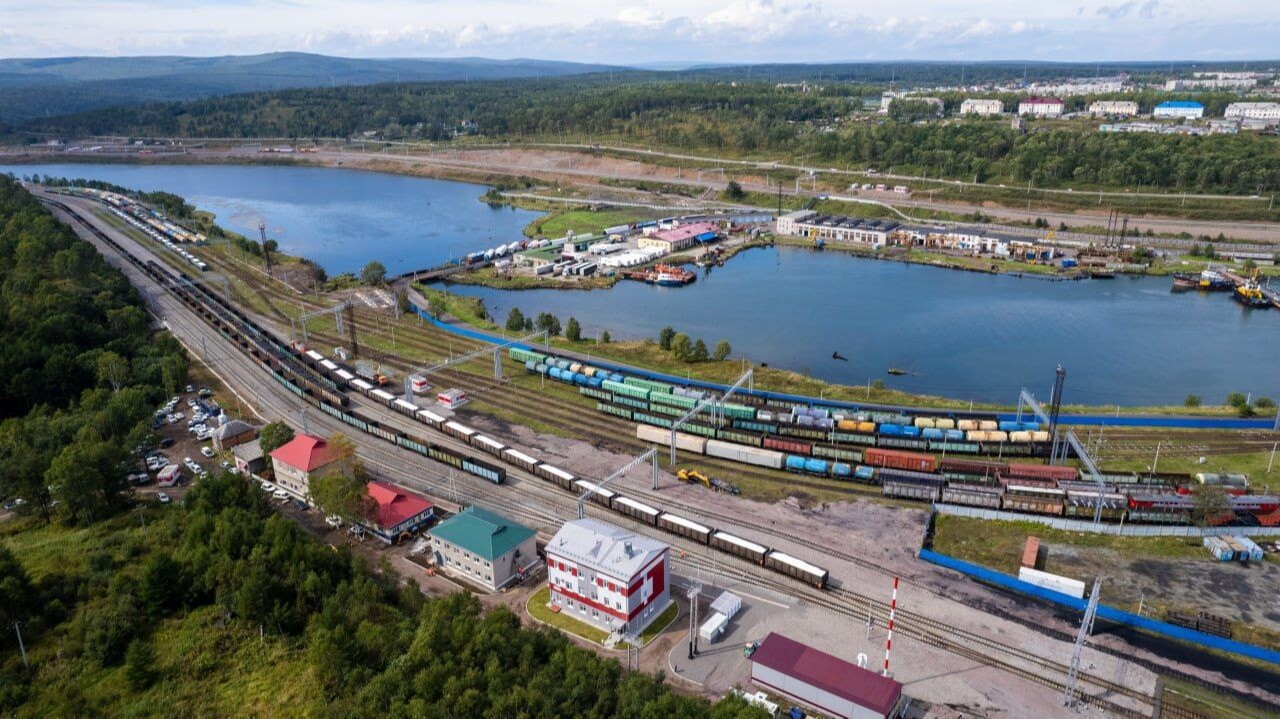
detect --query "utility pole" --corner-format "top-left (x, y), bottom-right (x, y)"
top-left (686, 581), bottom-right (702, 660)
top-left (13, 622), bottom-right (28, 669)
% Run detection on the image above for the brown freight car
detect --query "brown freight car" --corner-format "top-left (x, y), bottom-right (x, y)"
top-left (864, 447), bottom-right (937, 473)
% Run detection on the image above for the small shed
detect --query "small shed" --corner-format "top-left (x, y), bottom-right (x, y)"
top-left (750, 632), bottom-right (904, 719)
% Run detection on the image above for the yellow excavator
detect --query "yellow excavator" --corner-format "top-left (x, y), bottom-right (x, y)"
top-left (677, 469), bottom-right (741, 495)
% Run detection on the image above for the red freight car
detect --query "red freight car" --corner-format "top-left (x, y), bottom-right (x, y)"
top-left (864, 447), bottom-right (937, 473)
top-left (939, 458), bottom-right (1007, 477)
top-left (1002, 462), bottom-right (1078, 483)
top-left (764, 435), bottom-right (812, 455)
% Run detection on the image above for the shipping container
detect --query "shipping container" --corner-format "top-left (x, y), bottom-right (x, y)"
top-left (705, 439), bottom-right (784, 469)
top-left (1017, 567), bottom-right (1085, 598)
top-left (764, 435), bottom-right (811, 455)
top-left (637, 424), bottom-right (707, 453)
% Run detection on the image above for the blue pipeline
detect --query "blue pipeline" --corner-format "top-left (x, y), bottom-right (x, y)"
top-left (919, 549), bottom-right (1280, 666)
top-left (409, 302), bottom-right (1276, 430)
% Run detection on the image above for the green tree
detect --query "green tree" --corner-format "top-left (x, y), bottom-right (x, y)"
top-left (505, 307), bottom-right (526, 332)
top-left (600, 330), bottom-right (611, 344)
top-left (724, 180), bottom-right (746, 201)
top-left (1254, 397), bottom-right (1276, 410)
top-left (310, 472), bottom-right (373, 521)
top-left (713, 339), bottom-right (731, 361)
top-left (47, 437), bottom-right (131, 523)
top-left (535, 312), bottom-right (561, 336)
top-left (0, 546), bottom-right (35, 630)
top-left (1183, 394), bottom-right (1202, 408)
top-left (259, 421), bottom-right (295, 456)
top-left (1191, 484), bottom-right (1230, 527)
top-left (670, 333), bottom-right (691, 361)
top-left (1242, 259), bottom-right (1258, 271)
top-left (565, 317), bottom-right (581, 342)
top-left (360, 261), bottom-right (387, 286)
top-left (96, 351), bottom-right (130, 392)
top-left (124, 639), bottom-right (158, 690)
top-left (658, 326), bottom-right (676, 350)
top-left (1226, 392), bottom-right (1249, 409)
top-left (691, 339), bottom-right (709, 362)
top-left (140, 552), bottom-right (185, 615)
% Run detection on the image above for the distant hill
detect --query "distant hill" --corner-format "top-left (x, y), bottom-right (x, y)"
top-left (0, 52), bottom-right (627, 124)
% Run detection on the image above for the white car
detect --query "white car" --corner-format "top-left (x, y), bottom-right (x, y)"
top-left (171, 411), bottom-right (184, 420)
top-left (219, 460), bottom-right (231, 469)
top-left (200, 447), bottom-right (215, 458)
top-left (272, 489), bottom-right (289, 500)
top-left (157, 493), bottom-right (170, 504)
top-left (325, 515), bottom-right (344, 529)
top-left (228, 467), bottom-right (241, 476)
top-left (259, 481), bottom-right (275, 492)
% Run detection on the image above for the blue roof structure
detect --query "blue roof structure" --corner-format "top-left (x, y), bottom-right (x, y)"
top-left (1156, 101), bottom-right (1204, 109)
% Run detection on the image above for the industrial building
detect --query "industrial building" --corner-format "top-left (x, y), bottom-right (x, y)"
top-left (545, 518), bottom-right (671, 635)
top-left (232, 439), bottom-right (266, 477)
top-left (1225, 102), bottom-right (1280, 120)
top-left (269, 434), bottom-right (342, 501)
top-left (212, 418), bottom-right (257, 451)
top-left (1088, 100), bottom-right (1139, 117)
top-left (1017, 97), bottom-right (1064, 117)
top-left (959, 98), bottom-right (1003, 116)
top-left (777, 210), bottom-right (900, 248)
top-left (360, 481), bottom-right (435, 544)
top-left (637, 222), bottom-right (719, 253)
top-left (428, 506), bottom-right (537, 592)
top-left (1153, 101), bottom-right (1205, 119)
top-left (749, 633), bottom-right (905, 719)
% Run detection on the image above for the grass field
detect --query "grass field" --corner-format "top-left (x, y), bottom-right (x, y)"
top-left (524, 209), bottom-right (654, 239)
top-left (526, 586), bottom-right (611, 644)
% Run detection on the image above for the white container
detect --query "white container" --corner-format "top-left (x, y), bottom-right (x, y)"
top-left (1018, 567), bottom-right (1085, 598)
top-left (699, 612), bottom-right (729, 643)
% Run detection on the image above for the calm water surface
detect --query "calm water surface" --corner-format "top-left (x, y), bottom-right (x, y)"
top-left (6, 162), bottom-right (1275, 405)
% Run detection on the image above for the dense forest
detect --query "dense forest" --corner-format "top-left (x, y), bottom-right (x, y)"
top-left (21, 78), bottom-right (1280, 195)
top-left (0, 176), bottom-right (757, 715)
top-left (0, 176), bottom-right (188, 523)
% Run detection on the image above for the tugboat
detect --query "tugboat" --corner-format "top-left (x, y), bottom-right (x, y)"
top-left (625, 263), bottom-right (697, 286)
top-left (887, 368), bottom-right (907, 376)
top-left (1233, 269), bottom-right (1272, 309)
top-left (1172, 268), bottom-right (1233, 292)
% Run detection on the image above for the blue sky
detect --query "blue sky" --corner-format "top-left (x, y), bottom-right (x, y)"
top-left (1, 0), bottom-right (1277, 63)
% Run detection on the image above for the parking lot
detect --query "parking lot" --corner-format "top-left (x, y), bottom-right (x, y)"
top-left (133, 384), bottom-right (240, 503)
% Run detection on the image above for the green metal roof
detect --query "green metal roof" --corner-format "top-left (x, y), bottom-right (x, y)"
top-left (428, 506), bottom-right (534, 561)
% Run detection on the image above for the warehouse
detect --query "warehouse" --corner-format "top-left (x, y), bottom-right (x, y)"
top-left (428, 506), bottom-right (537, 592)
top-left (749, 633), bottom-right (905, 719)
top-left (781, 213), bottom-right (901, 247)
top-left (1154, 101), bottom-right (1205, 119)
top-left (212, 418), bottom-right (257, 451)
top-left (637, 222), bottom-right (719, 253)
top-left (545, 518), bottom-right (671, 635)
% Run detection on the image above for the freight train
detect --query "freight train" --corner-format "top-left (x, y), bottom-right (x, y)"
top-left (514, 347), bottom-right (1052, 460)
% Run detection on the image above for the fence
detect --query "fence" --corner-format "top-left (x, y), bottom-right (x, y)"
top-left (935, 503), bottom-right (1280, 537)
top-left (917, 548), bottom-right (1280, 666)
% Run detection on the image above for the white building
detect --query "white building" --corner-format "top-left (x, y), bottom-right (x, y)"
top-left (879, 92), bottom-right (943, 114)
top-left (960, 98), bottom-right (1004, 116)
top-left (545, 518), bottom-right (670, 635)
top-left (1017, 97), bottom-right (1064, 117)
top-left (1153, 101), bottom-right (1205, 119)
top-left (1225, 102), bottom-right (1280, 120)
top-left (1088, 100), bottom-right (1139, 117)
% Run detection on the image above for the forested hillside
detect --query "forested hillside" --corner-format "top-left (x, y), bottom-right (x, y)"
top-left (0, 176), bottom-right (188, 523)
top-left (24, 79), bottom-right (1280, 195)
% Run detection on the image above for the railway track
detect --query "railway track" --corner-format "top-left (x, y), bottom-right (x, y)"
top-left (60, 195), bottom-right (1280, 718)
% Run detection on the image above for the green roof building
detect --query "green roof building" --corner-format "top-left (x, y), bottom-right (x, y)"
top-left (428, 506), bottom-right (538, 592)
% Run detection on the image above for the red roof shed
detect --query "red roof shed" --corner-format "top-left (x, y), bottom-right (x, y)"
top-left (367, 481), bottom-right (434, 531)
top-left (750, 632), bottom-right (903, 719)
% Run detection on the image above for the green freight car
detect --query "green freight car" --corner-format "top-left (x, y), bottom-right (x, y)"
top-left (509, 347), bottom-right (548, 365)
top-left (603, 379), bottom-right (650, 401)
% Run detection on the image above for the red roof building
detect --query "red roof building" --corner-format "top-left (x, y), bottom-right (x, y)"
top-left (362, 481), bottom-right (435, 544)
top-left (750, 633), bottom-right (904, 719)
top-left (269, 434), bottom-right (340, 501)
top-left (638, 222), bottom-right (720, 252)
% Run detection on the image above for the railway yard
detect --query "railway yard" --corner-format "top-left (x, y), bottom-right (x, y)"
top-left (37, 186), bottom-right (1280, 719)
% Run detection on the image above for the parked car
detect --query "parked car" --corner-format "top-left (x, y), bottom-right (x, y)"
top-left (259, 481), bottom-right (275, 492)
top-left (219, 460), bottom-right (231, 469)
top-left (272, 489), bottom-right (289, 500)
top-left (200, 447), bottom-right (215, 458)
top-left (325, 515), bottom-right (344, 529)
top-left (159, 438), bottom-right (175, 448)
top-left (199, 387), bottom-right (213, 398)
top-left (185, 385), bottom-right (194, 393)
top-left (157, 493), bottom-right (170, 504)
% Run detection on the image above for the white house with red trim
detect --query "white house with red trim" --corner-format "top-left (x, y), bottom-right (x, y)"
top-left (545, 518), bottom-right (670, 635)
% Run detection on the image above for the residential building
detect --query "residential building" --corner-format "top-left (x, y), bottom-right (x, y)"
top-left (637, 222), bottom-right (719, 252)
top-left (428, 506), bottom-right (537, 592)
top-left (269, 434), bottom-right (342, 501)
top-left (749, 633), bottom-right (905, 719)
top-left (361, 481), bottom-right (435, 544)
top-left (1018, 97), bottom-right (1064, 117)
top-left (211, 418), bottom-right (257, 451)
top-left (959, 98), bottom-right (1003, 116)
top-left (1225, 102), bottom-right (1280, 120)
top-left (545, 518), bottom-right (670, 635)
top-left (231, 439), bottom-right (266, 477)
top-left (1026, 77), bottom-right (1128, 96)
top-left (1166, 77), bottom-right (1258, 91)
top-left (1154, 101), bottom-right (1205, 119)
top-left (879, 91), bottom-right (943, 114)
top-left (1088, 100), bottom-right (1139, 117)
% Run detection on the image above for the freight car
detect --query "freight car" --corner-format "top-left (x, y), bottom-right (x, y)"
top-left (658, 512), bottom-right (713, 543)
top-left (764, 550), bottom-right (829, 589)
top-left (710, 530), bottom-right (769, 565)
top-left (1001, 486), bottom-right (1066, 516)
top-left (864, 448), bottom-right (938, 473)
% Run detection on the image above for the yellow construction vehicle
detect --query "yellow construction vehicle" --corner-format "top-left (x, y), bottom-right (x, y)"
top-left (677, 469), bottom-right (712, 488)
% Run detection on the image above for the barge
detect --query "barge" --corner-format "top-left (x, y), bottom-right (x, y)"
top-left (624, 264), bottom-right (696, 286)
top-left (1171, 268), bottom-right (1233, 292)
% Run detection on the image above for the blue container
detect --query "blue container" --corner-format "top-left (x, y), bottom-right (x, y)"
top-left (804, 458), bottom-right (829, 474)
top-left (854, 465), bottom-right (876, 481)
top-left (587, 376), bottom-right (603, 388)
top-left (1020, 421), bottom-right (1041, 431)
top-left (832, 462), bottom-right (852, 478)
top-left (524, 359), bottom-right (537, 372)
top-left (998, 421), bottom-right (1020, 432)
top-left (901, 426), bottom-right (921, 438)
top-left (573, 373), bottom-right (588, 385)
top-left (785, 455), bottom-right (807, 472)
top-left (944, 429), bottom-right (966, 441)
top-left (549, 367), bottom-right (563, 380)
top-left (880, 424), bottom-right (903, 436)
top-left (922, 428), bottom-right (944, 440)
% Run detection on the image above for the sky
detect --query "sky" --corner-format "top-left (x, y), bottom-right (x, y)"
top-left (1, 0), bottom-right (1277, 64)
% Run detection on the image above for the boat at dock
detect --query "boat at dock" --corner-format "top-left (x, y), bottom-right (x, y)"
top-left (623, 263), bottom-right (697, 287)
top-left (1233, 270), bottom-right (1272, 309)
top-left (1172, 269), bottom-right (1233, 292)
